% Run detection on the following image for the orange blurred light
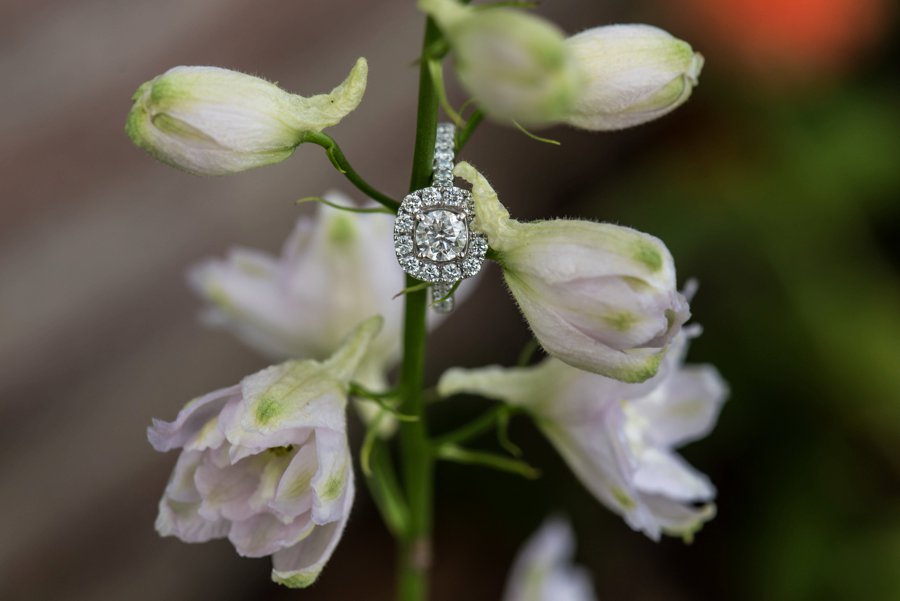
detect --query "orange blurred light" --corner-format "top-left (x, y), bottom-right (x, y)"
top-left (673, 0), bottom-right (889, 83)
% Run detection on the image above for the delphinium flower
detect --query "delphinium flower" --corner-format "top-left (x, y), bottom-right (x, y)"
top-left (439, 327), bottom-right (727, 540)
top-left (189, 193), bottom-right (401, 392)
top-left (455, 162), bottom-right (689, 383)
top-left (148, 317), bottom-right (380, 588)
top-left (126, 58), bottom-right (368, 175)
top-left (502, 517), bottom-right (597, 601)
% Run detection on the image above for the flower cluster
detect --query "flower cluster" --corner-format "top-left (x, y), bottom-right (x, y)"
top-left (420, 0), bottom-right (703, 129)
top-left (131, 0), bottom-right (724, 594)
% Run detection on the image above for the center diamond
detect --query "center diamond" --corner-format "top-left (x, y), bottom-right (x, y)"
top-left (414, 209), bottom-right (468, 262)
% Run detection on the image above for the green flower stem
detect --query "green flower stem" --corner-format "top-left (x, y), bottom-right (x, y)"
top-left (430, 405), bottom-right (510, 448)
top-left (435, 444), bottom-right (541, 479)
top-left (365, 440), bottom-right (410, 538)
top-left (300, 131), bottom-right (400, 211)
top-left (455, 108), bottom-right (484, 153)
top-left (396, 16), bottom-right (442, 601)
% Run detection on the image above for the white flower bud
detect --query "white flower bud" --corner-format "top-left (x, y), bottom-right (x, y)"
top-left (565, 25), bottom-right (703, 131)
top-left (126, 58), bottom-right (368, 175)
top-left (456, 162), bottom-right (689, 382)
top-left (419, 0), bottom-right (584, 125)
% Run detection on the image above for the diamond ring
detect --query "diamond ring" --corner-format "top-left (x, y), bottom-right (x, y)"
top-left (394, 122), bottom-right (487, 313)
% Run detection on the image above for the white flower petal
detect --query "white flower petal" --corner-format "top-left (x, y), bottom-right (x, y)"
top-left (155, 497), bottom-right (230, 544)
top-left (631, 364), bottom-right (728, 447)
top-left (507, 276), bottom-right (669, 383)
top-left (270, 476), bottom-right (355, 588)
top-left (163, 450), bottom-right (204, 504)
top-left (309, 429), bottom-right (352, 525)
top-left (438, 359), bottom-right (568, 409)
top-left (228, 512), bottom-right (315, 558)
top-left (640, 493), bottom-right (716, 541)
top-left (540, 411), bottom-right (639, 520)
top-left (147, 384), bottom-right (239, 452)
top-left (632, 448), bottom-right (715, 502)
top-left (270, 442), bottom-right (318, 521)
top-left (195, 453), bottom-right (267, 522)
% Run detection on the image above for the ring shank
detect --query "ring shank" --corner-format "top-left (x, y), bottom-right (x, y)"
top-left (433, 123), bottom-right (455, 187)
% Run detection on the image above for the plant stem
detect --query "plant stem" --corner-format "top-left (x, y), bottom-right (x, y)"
top-left (396, 16), bottom-right (441, 601)
top-left (455, 108), bottom-right (484, 153)
top-left (301, 131), bottom-right (400, 211)
top-left (364, 439), bottom-right (409, 538)
top-left (430, 405), bottom-right (508, 448)
top-left (435, 444), bottom-right (541, 479)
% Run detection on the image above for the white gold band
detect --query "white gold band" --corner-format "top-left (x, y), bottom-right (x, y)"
top-left (433, 122), bottom-right (455, 187)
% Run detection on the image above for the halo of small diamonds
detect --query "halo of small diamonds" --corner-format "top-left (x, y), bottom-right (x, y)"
top-left (394, 186), bottom-right (487, 284)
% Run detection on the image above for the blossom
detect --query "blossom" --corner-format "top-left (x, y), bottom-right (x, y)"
top-left (419, 0), bottom-right (584, 125)
top-left (188, 193), bottom-right (400, 392)
top-left (564, 25), bottom-right (704, 131)
top-left (502, 517), bottom-right (597, 601)
top-left (438, 328), bottom-right (727, 540)
top-left (455, 162), bottom-right (689, 383)
top-left (126, 58), bottom-right (368, 175)
top-left (148, 316), bottom-right (381, 588)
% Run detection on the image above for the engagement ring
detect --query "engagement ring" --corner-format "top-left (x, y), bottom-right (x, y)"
top-left (394, 122), bottom-right (487, 313)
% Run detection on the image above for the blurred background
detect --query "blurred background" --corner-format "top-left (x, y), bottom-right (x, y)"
top-left (1, 0), bottom-right (898, 599)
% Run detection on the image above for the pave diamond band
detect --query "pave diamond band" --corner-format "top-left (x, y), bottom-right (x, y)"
top-left (394, 122), bottom-right (486, 313)
top-left (433, 123), bottom-right (455, 188)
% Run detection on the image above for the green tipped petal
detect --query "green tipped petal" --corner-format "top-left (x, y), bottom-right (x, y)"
top-left (324, 315), bottom-right (384, 383)
top-left (453, 161), bottom-right (516, 249)
top-left (289, 57), bottom-right (368, 132)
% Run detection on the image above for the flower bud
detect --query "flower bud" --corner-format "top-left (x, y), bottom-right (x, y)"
top-left (455, 162), bottom-right (689, 382)
top-left (564, 25), bottom-right (703, 131)
top-left (419, 0), bottom-right (584, 125)
top-left (126, 58), bottom-right (368, 175)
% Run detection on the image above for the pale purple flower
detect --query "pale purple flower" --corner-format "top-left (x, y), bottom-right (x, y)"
top-left (455, 162), bottom-right (689, 383)
top-left (188, 193), bottom-right (400, 386)
top-left (439, 327), bottom-right (727, 540)
top-left (503, 517), bottom-right (597, 601)
top-left (148, 316), bottom-right (381, 588)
